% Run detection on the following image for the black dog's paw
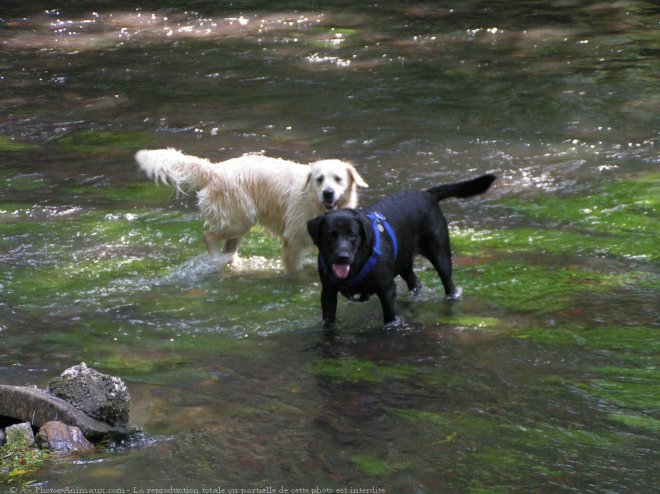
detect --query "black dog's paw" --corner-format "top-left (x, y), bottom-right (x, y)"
top-left (383, 317), bottom-right (402, 331)
top-left (410, 286), bottom-right (423, 298)
top-left (446, 286), bottom-right (463, 301)
top-left (322, 320), bottom-right (339, 333)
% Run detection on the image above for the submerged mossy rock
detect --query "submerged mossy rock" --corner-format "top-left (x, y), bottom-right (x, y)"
top-left (5, 422), bottom-right (35, 448)
top-left (46, 363), bottom-right (130, 427)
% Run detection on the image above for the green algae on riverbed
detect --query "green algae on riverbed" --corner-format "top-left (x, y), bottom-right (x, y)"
top-left (514, 325), bottom-right (658, 353)
top-left (391, 406), bottom-right (639, 491)
top-left (350, 454), bottom-right (396, 477)
top-left (439, 173), bottom-right (659, 317)
top-left (0, 170), bottom-right (49, 192)
top-left (454, 173), bottom-right (659, 262)
top-left (514, 324), bottom-right (658, 432)
top-left (453, 226), bottom-right (658, 263)
top-left (52, 130), bottom-right (155, 154)
top-left (434, 315), bottom-right (503, 330)
top-left (64, 182), bottom-right (176, 204)
top-left (505, 174), bottom-right (658, 235)
top-left (312, 358), bottom-right (422, 383)
top-left (607, 412), bottom-right (660, 432)
top-left (429, 259), bottom-right (622, 313)
top-left (0, 136), bottom-right (39, 152)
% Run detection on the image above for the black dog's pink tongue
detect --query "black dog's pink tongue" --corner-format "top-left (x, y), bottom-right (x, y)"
top-left (332, 263), bottom-right (350, 279)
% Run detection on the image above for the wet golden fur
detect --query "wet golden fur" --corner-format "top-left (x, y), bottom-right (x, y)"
top-left (135, 148), bottom-right (367, 273)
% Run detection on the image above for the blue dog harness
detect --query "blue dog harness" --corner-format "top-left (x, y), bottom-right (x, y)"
top-left (320, 211), bottom-right (398, 300)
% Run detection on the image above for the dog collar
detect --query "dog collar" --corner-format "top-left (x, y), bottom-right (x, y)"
top-left (320, 211), bottom-right (398, 300)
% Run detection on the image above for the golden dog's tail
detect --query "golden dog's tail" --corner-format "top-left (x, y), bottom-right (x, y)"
top-left (135, 148), bottom-right (213, 193)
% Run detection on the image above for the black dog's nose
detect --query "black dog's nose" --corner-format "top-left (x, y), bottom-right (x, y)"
top-left (335, 253), bottom-right (350, 264)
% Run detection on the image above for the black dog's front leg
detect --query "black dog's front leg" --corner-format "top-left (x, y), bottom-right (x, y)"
top-left (377, 281), bottom-right (398, 325)
top-left (321, 282), bottom-right (339, 330)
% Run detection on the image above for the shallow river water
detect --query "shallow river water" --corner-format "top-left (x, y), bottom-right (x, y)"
top-left (1, 1), bottom-right (658, 492)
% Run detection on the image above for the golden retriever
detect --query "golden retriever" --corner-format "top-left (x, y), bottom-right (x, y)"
top-left (135, 148), bottom-right (368, 274)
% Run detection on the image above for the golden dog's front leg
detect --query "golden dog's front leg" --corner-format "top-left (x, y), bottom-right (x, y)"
top-left (203, 231), bottom-right (223, 257)
top-left (203, 231), bottom-right (244, 271)
top-left (282, 240), bottom-right (304, 275)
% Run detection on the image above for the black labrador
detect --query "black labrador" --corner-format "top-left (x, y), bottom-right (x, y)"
top-left (307, 174), bottom-right (496, 328)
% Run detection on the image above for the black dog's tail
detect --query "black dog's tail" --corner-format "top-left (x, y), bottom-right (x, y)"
top-left (426, 174), bottom-right (496, 201)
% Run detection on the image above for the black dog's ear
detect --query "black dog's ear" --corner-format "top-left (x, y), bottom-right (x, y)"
top-left (307, 215), bottom-right (324, 246)
top-left (354, 210), bottom-right (374, 249)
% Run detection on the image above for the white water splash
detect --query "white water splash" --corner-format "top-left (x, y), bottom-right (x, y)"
top-left (156, 254), bottom-right (233, 285)
top-left (156, 254), bottom-right (283, 286)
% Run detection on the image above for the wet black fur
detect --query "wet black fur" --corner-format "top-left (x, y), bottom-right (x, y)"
top-left (307, 174), bottom-right (496, 328)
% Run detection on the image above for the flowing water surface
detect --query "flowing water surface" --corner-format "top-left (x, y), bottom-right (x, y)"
top-left (1, 1), bottom-right (658, 492)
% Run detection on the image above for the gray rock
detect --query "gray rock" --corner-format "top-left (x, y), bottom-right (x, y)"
top-left (0, 385), bottom-right (128, 440)
top-left (47, 362), bottom-right (130, 427)
top-left (0, 427), bottom-right (6, 446)
top-left (5, 422), bottom-right (35, 448)
top-left (35, 421), bottom-right (94, 453)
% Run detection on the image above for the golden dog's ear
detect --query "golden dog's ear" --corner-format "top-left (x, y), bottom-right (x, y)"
top-left (303, 169), bottom-right (312, 190)
top-left (349, 166), bottom-right (368, 188)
